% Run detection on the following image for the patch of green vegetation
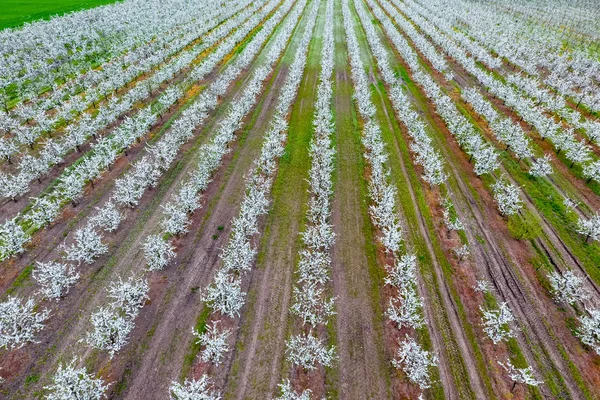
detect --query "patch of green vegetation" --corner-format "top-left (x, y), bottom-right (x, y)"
top-left (507, 210), bottom-right (542, 240)
top-left (180, 306), bottom-right (211, 380)
top-left (0, 0), bottom-right (121, 31)
top-left (24, 373), bottom-right (40, 387)
top-left (502, 156), bottom-right (600, 286)
top-left (6, 264), bottom-right (34, 295)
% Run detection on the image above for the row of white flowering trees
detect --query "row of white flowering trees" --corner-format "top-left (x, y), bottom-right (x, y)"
top-left (369, 0), bottom-right (526, 220)
top-left (362, 0), bottom-right (546, 390)
top-left (0, 0), bottom-right (279, 261)
top-left (400, 0), bottom-right (600, 385)
top-left (344, 0), bottom-right (438, 394)
top-left (276, 1), bottom-right (336, 398)
top-left (0, 2), bottom-right (276, 263)
top-left (1, 0), bottom-right (304, 395)
top-left (0, 0), bottom-right (220, 109)
top-left (0, 0), bottom-right (256, 341)
top-left (397, 0), bottom-right (600, 148)
top-left (142, 0), bottom-right (300, 268)
top-left (168, 1), bottom-right (321, 398)
top-left (44, 1), bottom-right (310, 396)
top-left (460, 87), bottom-right (600, 233)
top-left (393, 0), bottom-right (600, 252)
top-left (0, 0), bottom-right (252, 181)
top-left (388, 0), bottom-right (600, 357)
top-left (391, 0), bottom-right (600, 189)
top-left (414, 0), bottom-right (600, 113)
top-left (357, 0), bottom-right (468, 284)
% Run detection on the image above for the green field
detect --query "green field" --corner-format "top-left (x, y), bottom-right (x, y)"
top-left (0, 0), bottom-right (120, 30)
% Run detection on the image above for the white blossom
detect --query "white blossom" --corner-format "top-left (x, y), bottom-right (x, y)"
top-left (480, 302), bottom-right (516, 344)
top-left (275, 380), bottom-right (312, 400)
top-left (474, 280), bottom-right (493, 294)
top-left (63, 225), bottom-right (108, 265)
top-left (45, 360), bottom-right (110, 400)
top-left (529, 154), bottom-right (553, 177)
top-left (392, 335), bottom-right (438, 390)
top-left (193, 320), bottom-right (231, 365)
top-left (499, 359), bottom-right (542, 388)
top-left (454, 244), bottom-right (470, 260)
top-left (143, 234), bottom-right (176, 271)
top-left (202, 270), bottom-right (245, 318)
top-left (0, 296), bottom-right (49, 349)
top-left (548, 270), bottom-right (589, 305)
top-left (84, 306), bottom-right (134, 358)
top-left (107, 275), bottom-right (149, 318)
top-left (386, 287), bottom-right (424, 330)
top-left (578, 308), bottom-right (600, 355)
top-left (32, 261), bottom-right (79, 300)
top-left (384, 253), bottom-right (417, 290)
top-left (0, 217), bottom-right (31, 258)
top-left (89, 201), bottom-right (122, 232)
top-left (285, 331), bottom-right (336, 370)
top-left (169, 375), bottom-right (220, 400)
top-left (161, 202), bottom-right (190, 236)
top-left (27, 196), bottom-right (61, 228)
top-left (563, 196), bottom-right (580, 212)
top-left (576, 212), bottom-right (600, 242)
top-left (492, 179), bottom-right (523, 216)
top-left (290, 283), bottom-right (336, 327)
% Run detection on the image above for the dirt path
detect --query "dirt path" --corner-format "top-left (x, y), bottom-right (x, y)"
top-left (322, 2), bottom-right (394, 398)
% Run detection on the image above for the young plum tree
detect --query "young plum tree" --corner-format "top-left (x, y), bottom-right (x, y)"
top-left (481, 302), bottom-right (516, 344)
top-left (193, 320), bottom-right (231, 365)
top-left (392, 335), bottom-right (438, 390)
top-left (0, 296), bottom-right (49, 349)
top-left (45, 360), bottom-right (110, 400)
top-left (32, 261), bottom-right (79, 300)
top-left (143, 234), bottom-right (176, 271)
top-left (169, 375), bottom-right (220, 400)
